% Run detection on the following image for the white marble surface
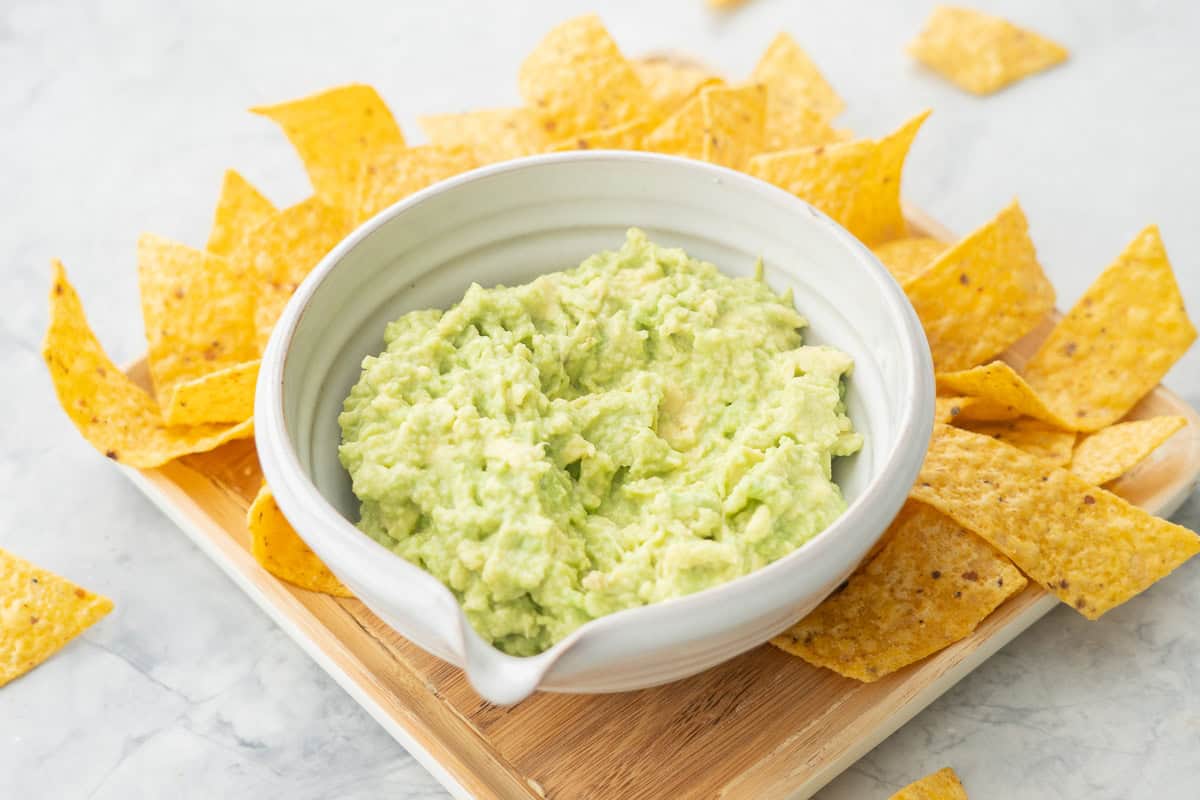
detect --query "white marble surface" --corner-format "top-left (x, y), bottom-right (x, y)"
top-left (3, 0), bottom-right (1198, 797)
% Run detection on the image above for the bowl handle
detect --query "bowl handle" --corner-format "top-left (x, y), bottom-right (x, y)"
top-left (460, 625), bottom-right (559, 705)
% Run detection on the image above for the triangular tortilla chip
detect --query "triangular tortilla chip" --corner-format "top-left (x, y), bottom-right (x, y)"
top-left (248, 485), bottom-right (351, 597)
top-left (548, 117), bottom-right (657, 153)
top-left (936, 361), bottom-right (1076, 430)
top-left (518, 15), bottom-right (653, 139)
top-left (958, 417), bottom-right (1077, 467)
top-left (1070, 416), bottom-right (1189, 486)
top-left (643, 91), bottom-right (707, 160)
top-left (747, 111), bottom-right (928, 245)
top-left (251, 84), bottom-right (405, 211)
top-left (872, 236), bottom-right (948, 284)
top-left (1022, 226), bottom-right (1196, 431)
top-left (908, 6), bottom-right (1068, 95)
top-left (0, 547), bottom-right (113, 687)
top-left (354, 145), bottom-right (479, 224)
top-left (162, 359), bottom-right (260, 426)
top-left (137, 234), bottom-right (258, 404)
top-left (633, 56), bottom-right (723, 117)
top-left (700, 83), bottom-right (767, 170)
top-left (903, 202), bottom-right (1055, 371)
top-left (912, 425), bottom-right (1200, 619)
top-left (43, 262), bottom-right (253, 467)
top-left (418, 108), bottom-right (550, 164)
top-left (752, 32), bottom-right (844, 125)
top-left (890, 767), bottom-right (970, 800)
top-left (773, 502), bottom-right (1024, 682)
top-left (241, 198), bottom-right (353, 349)
top-left (205, 169), bottom-right (277, 258)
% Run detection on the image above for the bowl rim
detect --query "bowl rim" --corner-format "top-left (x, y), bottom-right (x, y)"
top-left (255, 149), bottom-right (935, 670)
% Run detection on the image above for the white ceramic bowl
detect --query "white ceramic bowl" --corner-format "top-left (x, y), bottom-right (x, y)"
top-left (256, 152), bottom-right (934, 705)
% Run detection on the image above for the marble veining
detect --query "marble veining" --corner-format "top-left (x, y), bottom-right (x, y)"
top-left (2, 1), bottom-right (1198, 797)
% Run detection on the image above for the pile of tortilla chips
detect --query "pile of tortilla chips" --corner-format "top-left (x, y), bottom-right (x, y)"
top-left (40, 15), bottom-right (1197, 695)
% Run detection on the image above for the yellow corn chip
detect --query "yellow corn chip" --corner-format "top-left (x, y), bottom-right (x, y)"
top-left (251, 84), bottom-right (405, 211)
top-left (762, 104), bottom-right (850, 154)
top-left (633, 56), bottom-right (723, 117)
top-left (1022, 226), bottom-right (1197, 432)
top-left (518, 15), bottom-right (652, 140)
top-left (0, 547), bottom-right (113, 687)
top-left (700, 83), bottom-right (767, 170)
top-left (752, 32), bottom-right (844, 123)
top-left (419, 107), bottom-right (550, 165)
top-left (934, 395), bottom-right (1021, 425)
top-left (890, 767), bottom-right (970, 800)
top-left (43, 262), bottom-right (254, 468)
top-left (872, 236), bottom-right (948, 284)
top-left (137, 234), bottom-right (258, 404)
top-left (848, 110), bottom-right (928, 245)
top-left (243, 198), bottom-right (353, 349)
top-left (548, 117), bottom-right (657, 153)
top-left (643, 91), bottom-right (707, 160)
top-left (205, 169), bottom-right (277, 258)
top-left (747, 111), bottom-right (927, 245)
top-left (162, 359), bottom-right (260, 426)
top-left (248, 485), bottom-right (351, 597)
top-left (908, 6), bottom-right (1068, 96)
top-left (903, 202), bottom-right (1055, 372)
top-left (936, 361), bottom-right (1075, 429)
top-left (959, 418), bottom-right (1076, 467)
top-left (911, 425), bottom-right (1200, 619)
top-left (773, 502), bottom-right (1025, 682)
top-left (1070, 416), bottom-right (1189, 486)
top-left (354, 145), bottom-right (479, 224)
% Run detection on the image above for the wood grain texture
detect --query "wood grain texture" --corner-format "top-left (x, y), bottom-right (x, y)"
top-left (120, 209), bottom-right (1200, 800)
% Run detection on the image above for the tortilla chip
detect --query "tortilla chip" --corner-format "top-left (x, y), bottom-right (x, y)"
top-left (752, 32), bottom-right (844, 124)
top-left (911, 425), bottom-right (1200, 619)
top-left (518, 15), bottom-right (652, 140)
top-left (890, 767), bottom-right (969, 800)
top-left (418, 108), bottom-right (550, 165)
top-left (959, 418), bottom-right (1077, 467)
top-left (936, 361), bottom-right (1075, 430)
top-left (643, 91), bottom-right (707, 160)
top-left (162, 360), bottom-right (260, 426)
top-left (633, 57), bottom-right (723, 117)
top-left (354, 145), bottom-right (479, 223)
top-left (205, 169), bottom-right (277, 258)
top-left (248, 485), bottom-right (351, 597)
top-left (0, 547), bottom-right (113, 687)
top-left (935, 395), bottom-right (1021, 425)
top-left (244, 197), bottom-right (353, 349)
top-left (43, 261), bottom-right (254, 468)
top-left (700, 83), bottom-right (767, 170)
top-left (773, 502), bottom-right (1025, 682)
top-left (548, 117), bottom-right (657, 153)
top-left (908, 6), bottom-right (1068, 96)
top-left (747, 111), bottom-right (928, 245)
top-left (1022, 226), bottom-right (1197, 432)
top-left (848, 110), bottom-right (928, 245)
top-left (872, 236), bottom-right (948, 284)
top-left (137, 234), bottom-right (258, 403)
top-left (903, 202), bottom-right (1055, 372)
top-left (1070, 416), bottom-right (1189, 486)
top-left (251, 84), bottom-right (405, 211)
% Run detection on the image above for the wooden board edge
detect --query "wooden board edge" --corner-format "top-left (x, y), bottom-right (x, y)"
top-left (118, 465), bottom-right (482, 800)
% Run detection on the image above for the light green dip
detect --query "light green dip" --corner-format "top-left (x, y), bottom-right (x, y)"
top-left (338, 230), bottom-right (861, 655)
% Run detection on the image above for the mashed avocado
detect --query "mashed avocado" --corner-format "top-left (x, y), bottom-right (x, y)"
top-left (338, 230), bottom-right (861, 655)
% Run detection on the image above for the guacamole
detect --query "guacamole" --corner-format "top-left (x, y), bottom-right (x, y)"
top-left (338, 230), bottom-right (861, 655)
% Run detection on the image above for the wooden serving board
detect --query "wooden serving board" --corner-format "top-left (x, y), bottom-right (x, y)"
top-left (118, 209), bottom-right (1200, 800)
